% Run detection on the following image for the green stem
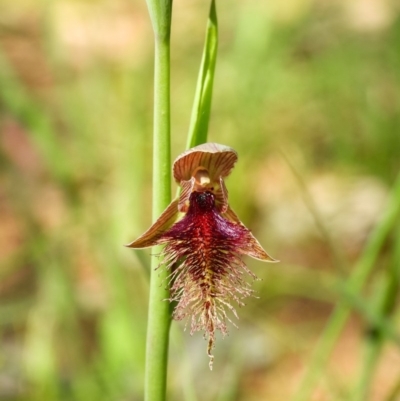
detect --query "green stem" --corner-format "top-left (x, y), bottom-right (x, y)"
top-left (151, 42), bottom-right (172, 218)
top-left (144, 0), bottom-right (172, 399)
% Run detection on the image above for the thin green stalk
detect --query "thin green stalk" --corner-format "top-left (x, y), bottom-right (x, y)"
top-left (144, 1), bottom-right (173, 400)
top-left (294, 172), bottom-right (400, 401)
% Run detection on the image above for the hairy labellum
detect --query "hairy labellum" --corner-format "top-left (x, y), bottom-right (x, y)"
top-left (158, 191), bottom-right (258, 368)
top-left (126, 143), bottom-right (277, 369)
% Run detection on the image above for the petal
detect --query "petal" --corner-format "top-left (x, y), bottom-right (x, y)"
top-left (243, 232), bottom-right (279, 262)
top-left (125, 198), bottom-right (180, 249)
top-left (221, 204), bottom-right (241, 223)
top-left (173, 143), bottom-right (238, 183)
top-left (222, 205), bottom-right (279, 262)
top-left (178, 177), bottom-right (195, 212)
top-left (214, 176), bottom-right (228, 213)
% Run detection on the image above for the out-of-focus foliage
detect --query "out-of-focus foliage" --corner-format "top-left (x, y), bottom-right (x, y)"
top-left (0, 0), bottom-right (399, 400)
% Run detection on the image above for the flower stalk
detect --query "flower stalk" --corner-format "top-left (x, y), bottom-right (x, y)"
top-left (143, 0), bottom-right (172, 400)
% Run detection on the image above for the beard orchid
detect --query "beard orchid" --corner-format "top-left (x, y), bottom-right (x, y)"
top-left (127, 143), bottom-right (277, 369)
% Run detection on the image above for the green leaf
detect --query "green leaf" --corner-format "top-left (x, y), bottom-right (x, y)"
top-left (186, 0), bottom-right (218, 149)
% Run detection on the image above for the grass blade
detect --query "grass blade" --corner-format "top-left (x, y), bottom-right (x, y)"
top-left (186, 0), bottom-right (218, 149)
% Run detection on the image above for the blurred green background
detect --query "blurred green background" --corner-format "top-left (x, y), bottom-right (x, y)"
top-left (0, 0), bottom-right (399, 400)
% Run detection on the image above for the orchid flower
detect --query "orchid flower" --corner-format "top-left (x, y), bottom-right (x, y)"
top-left (127, 143), bottom-right (277, 369)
